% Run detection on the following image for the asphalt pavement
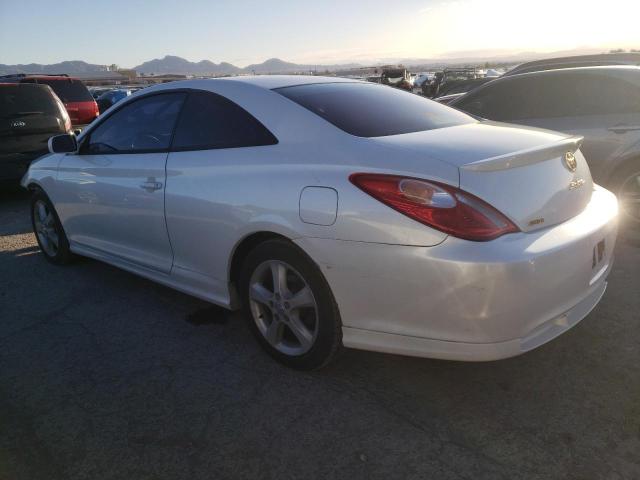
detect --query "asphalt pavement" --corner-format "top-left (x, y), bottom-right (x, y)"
top-left (1, 187), bottom-right (639, 480)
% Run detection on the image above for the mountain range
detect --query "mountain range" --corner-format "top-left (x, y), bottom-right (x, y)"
top-left (0, 56), bottom-right (361, 77)
top-left (0, 48), bottom-right (617, 77)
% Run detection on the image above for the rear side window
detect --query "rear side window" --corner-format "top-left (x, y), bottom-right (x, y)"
top-left (454, 77), bottom-right (541, 120)
top-left (456, 70), bottom-right (640, 120)
top-left (85, 92), bottom-right (185, 154)
top-left (171, 91), bottom-right (277, 151)
top-left (36, 79), bottom-right (94, 102)
top-left (0, 85), bottom-right (59, 118)
top-left (275, 82), bottom-right (474, 137)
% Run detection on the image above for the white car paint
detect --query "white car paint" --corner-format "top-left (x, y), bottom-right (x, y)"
top-left (22, 76), bottom-right (618, 361)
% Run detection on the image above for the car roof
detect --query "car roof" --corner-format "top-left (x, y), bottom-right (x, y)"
top-left (214, 75), bottom-right (361, 90)
top-left (505, 52), bottom-right (640, 76)
top-left (0, 82), bottom-right (52, 89)
top-left (502, 65), bottom-right (640, 79)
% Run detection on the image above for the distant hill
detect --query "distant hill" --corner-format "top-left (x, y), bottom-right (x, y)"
top-left (133, 55), bottom-right (242, 75)
top-left (134, 56), bottom-right (360, 75)
top-left (0, 60), bottom-right (108, 76)
top-left (0, 47), bottom-right (623, 77)
top-left (0, 55), bottom-right (360, 77)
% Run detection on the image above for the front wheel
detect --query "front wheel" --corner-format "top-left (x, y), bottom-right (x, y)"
top-left (239, 239), bottom-right (342, 370)
top-left (30, 189), bottom-right (73, 265)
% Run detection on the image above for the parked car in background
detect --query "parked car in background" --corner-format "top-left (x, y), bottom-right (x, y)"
top-left (0, 74), bottom-right (99, 126)
top-left (22, 76), bottom-right (617, 369)
top-left (380, 67), bottom-right (412, 91)
top-left (451, 66), bottom-right (640, 231)
top-left (96, 89), bottom-right (133, 114)
top-left (413, 72), bottom-right (433, 88)
top-left (89, 87), bottom-right (115, 100)
top-left (1, 83), bottom-right (71, 184)
top-left (504, 52), bottom-right (640, 77)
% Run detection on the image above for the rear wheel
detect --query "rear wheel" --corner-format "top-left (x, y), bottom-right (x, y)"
top-left (30, 189), bottom-right (73, 265)
top-left (239, 239), bottom-right (342, 370)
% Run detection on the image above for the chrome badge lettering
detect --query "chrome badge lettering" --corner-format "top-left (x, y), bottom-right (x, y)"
top-left (569, 178), bottom-right (586, 190)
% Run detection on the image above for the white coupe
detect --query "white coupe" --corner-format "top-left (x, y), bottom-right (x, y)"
top-left (23, 76), bottom-right (618, 369)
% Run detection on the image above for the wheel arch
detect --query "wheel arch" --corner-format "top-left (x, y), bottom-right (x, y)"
top-left (227, 231), bottom-right (293, 307)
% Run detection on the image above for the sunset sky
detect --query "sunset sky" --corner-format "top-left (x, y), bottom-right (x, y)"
top-left (1, 0), bottom-right (639, 66)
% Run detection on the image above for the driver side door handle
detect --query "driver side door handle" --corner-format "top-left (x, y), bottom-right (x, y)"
top-left (139, 180), bottom-right (163, 192)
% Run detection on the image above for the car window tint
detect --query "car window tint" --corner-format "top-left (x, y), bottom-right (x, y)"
top-left (454, 77), bottom-right (540, 121)
top-left (171, 91), bottom-right (277, 151)
top-left (0, 85), bottom-right (59, 118)
top-left (36, 79), bottom-right (94, 102)
top-left (457, 70), bottom-right (640, 120)
top-left (276, 82), bottom-right (474, 137)
top-left (86, 92), bottom-right (185, 154)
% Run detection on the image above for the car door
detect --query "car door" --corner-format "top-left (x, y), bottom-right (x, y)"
top-left (163, 90), bottom-right (278, 299)
top-left (56, 91), bottom-right (186, 273)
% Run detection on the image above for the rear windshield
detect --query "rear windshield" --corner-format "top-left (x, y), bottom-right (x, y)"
top-left (0, 85), bottom-right (59, 118)
top-left (35, 78), bottom-right (93, 102)
top-left (275, 82), bottom-right (473, 137)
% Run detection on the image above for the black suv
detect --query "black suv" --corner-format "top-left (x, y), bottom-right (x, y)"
top-left (1, 83), bottom-right (71, 184)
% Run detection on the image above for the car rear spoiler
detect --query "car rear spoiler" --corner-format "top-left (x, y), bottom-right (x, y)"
top-left (460, 136), bottom-right (584, 172)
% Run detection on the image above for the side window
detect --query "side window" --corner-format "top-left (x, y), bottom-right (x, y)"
top-left (85, 92), bottom-right (185, 154)
top-left (456, 78), bottom-right (536, 121)
top-left (585, 73), bottom-right (640, 115)
top-left (534, 73), bottom-right (602, 118)
top-left (171, 91), bottom-right (277, 151)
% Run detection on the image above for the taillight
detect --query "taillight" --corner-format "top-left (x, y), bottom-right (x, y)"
top-left (349, 173), bottom-right (519, 241)
top-left (93, 101), bottom-right (99, 118)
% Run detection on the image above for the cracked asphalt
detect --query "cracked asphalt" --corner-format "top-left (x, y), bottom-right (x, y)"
top-left (1, 187), bottom-right (639, 480)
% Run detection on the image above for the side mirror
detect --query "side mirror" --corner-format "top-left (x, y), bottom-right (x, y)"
top-left (48, 134), bottom-right (77, 154)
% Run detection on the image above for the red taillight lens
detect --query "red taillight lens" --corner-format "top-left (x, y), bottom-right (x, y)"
top-left (349, 173), bottom-right (519, 241)
top-left (93, 101), bottom-right (99, 118)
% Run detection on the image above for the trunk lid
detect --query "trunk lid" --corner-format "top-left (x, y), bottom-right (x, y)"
top-left (371, 122), bottom-right (594, 232)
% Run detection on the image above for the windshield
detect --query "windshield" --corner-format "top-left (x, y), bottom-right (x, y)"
top-left (0, 85), bottom-right (59, 118)
top-left (36, 78), bottom-right (93, 102)
top-left (275, 82), bottom-right (474, 137)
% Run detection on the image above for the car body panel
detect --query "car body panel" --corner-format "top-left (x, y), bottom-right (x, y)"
top-left (297, 186), bottom-right (617, 357)
top-left (21, 76), bottom-right (620, 361)
top-left (55, 151), bottom-right (173, 273)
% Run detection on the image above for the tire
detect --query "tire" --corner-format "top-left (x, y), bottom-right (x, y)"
top-left (239, 239), bottom-right (342, 370)
top-left (611, 162), bottom-right (640, 241)
top-left (30, 188), bottom-right (73, 265)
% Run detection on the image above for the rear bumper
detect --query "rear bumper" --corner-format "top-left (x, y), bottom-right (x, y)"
top-left (342, 278), bottom-right (608, 361)
top-left (0, 151), bottom-right (46, 182)
top-left (295, 186), bottom-right (618, 361)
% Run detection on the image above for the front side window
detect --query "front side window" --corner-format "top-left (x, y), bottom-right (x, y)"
top-left (171, 91), bottom-right (277, 151)
top-left (85, 92), bottom-right (185, 154)
top-left (275, 82), bottom-right (474, 137)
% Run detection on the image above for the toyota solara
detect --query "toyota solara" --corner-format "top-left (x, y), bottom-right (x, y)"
top-left (22, 76), bottom-right (618, 369)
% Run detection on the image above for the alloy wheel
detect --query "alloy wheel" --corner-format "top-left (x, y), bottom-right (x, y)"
top-left (248, 260), bottom-right (319, 356)
top-left (33, 200), bottom-right (59, 257)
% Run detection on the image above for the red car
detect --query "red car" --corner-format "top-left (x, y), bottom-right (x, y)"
top-left (0, 74), bottom-right (99, 126)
